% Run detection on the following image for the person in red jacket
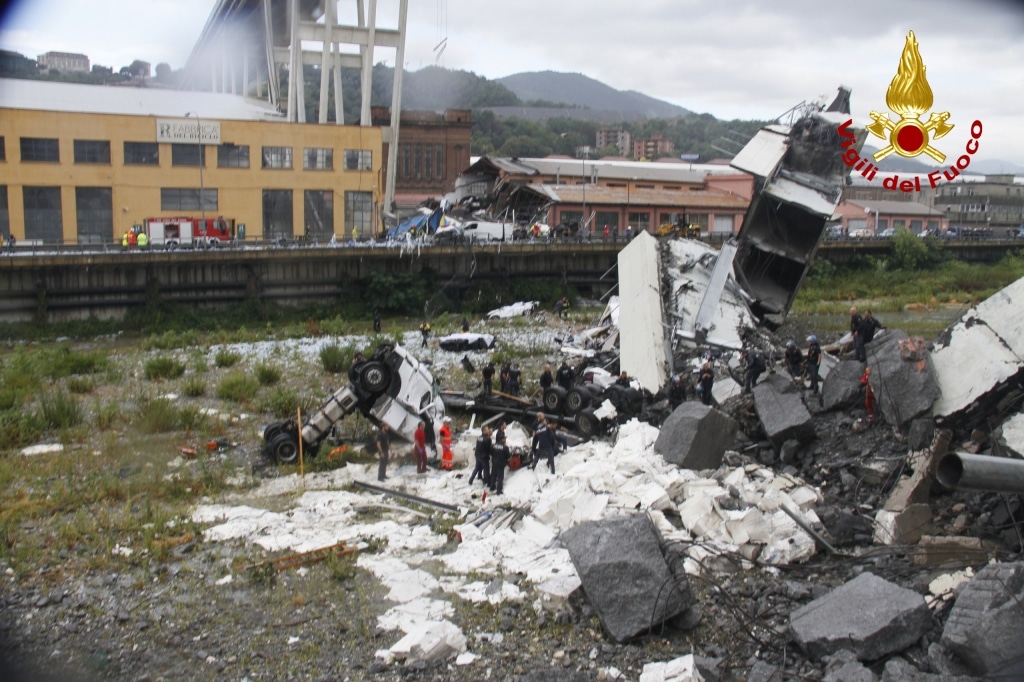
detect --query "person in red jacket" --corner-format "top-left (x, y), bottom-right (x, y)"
top-left (439, 417), bottom-right (453, 471)
top-left (861, 366), bottom-right (876, 425)
top-left (413, 421), bottom-right (428, 473)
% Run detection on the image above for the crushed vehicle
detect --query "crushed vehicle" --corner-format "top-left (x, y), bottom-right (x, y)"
top-left (437, 332), bottom-right (495, 352)
top-left (261, 343), bottom-right (445, 464)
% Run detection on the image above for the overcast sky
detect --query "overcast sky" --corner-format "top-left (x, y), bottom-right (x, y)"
top-left (2, 0), bottom-right (1023, 166)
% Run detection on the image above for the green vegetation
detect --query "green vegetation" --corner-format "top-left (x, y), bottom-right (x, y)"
top-left (38, 390), bottom-right (84, 430)
top-left (796, 252), bottom-right (1024, 314)
top-left (214, 348), bottom-right (242, 368)
top-left (144, 356), bottom-right (186, 381)
top-left (216, 371), bottom-right (259, 403)
top-left (254, 362), bottom-right (283, 386)
top-left (181, 375), bottom-right (207, 397)
top-left (320, 343), bottom-right (352, 374)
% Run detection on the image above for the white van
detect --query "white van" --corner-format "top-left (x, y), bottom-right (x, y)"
top-left (461, 221), bottom-right (512, 242)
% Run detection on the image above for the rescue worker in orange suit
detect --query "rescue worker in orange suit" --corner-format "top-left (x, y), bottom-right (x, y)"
top-left (439, 416), bottom-right (454, 471)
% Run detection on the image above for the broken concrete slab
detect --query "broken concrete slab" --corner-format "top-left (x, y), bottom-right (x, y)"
top-left (535, 574), bottom-right (582, 614)
top-left (561, 513), bottom-right (695, 643)
top-left (789, 571), bottom-right (932, 661)
top-left (941, 562), bottom-right (1024, 677)
top-left (619, 232), bottom-right (671, 393)
top-left (882, 431), bottom-right (949, 513)
top-left (752, 373), bottom-right (815, 448)
top-left (880, 657), bottom-right (977, 682)
top-left (388, 619), bottom-right (467, 663)
top-left (912, 535), bottom-right (999, 567)
top-left (873, 504), bottom-right (932, 545)
top-left (639, 654), bottom-right (705, 682)
top-left (869, 330), bottom-right (941, 429)
top-left (654, 402), bottom-right (738, 471)
top-left (908, 418), bottom-right (936, 451)
top-left (821, 359), bottom-right (868, 412)
top-left (823, 650), bottom-right (877, 682)
top-left (994, 411), bottom-right (1024, 458)
top-left (931, 276), bottom-right (1024, 428)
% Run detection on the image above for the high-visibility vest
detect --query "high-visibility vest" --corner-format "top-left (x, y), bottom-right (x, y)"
top-left (439, 424), bottom-right (453, 470)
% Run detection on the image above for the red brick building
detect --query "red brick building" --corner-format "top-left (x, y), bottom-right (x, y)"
top-left (371, 108), bottom-right (472, 209)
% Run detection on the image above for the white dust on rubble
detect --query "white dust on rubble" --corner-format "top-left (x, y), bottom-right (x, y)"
top-left (192, 417), bottom-right (822, 663)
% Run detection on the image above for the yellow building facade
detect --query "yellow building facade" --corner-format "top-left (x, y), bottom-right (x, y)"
top-left (0, 78), bottom-right (383, 244)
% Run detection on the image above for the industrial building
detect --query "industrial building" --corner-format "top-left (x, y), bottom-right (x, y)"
top-left (0, 77), bottom-right (384, 244)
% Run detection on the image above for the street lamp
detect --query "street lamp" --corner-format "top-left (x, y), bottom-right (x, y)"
top-left (185, 112), bottom-right (206, 223)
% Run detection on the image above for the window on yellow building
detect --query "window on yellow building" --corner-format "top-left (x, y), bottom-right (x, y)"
top-left (73, 140), bottom-right (110, 164)
top-left (345, 149), bottom-right (372, 171)
top-left (304, 148), bottom-right (333, 171)
top-left (124, 142), bottom-right (158, 165)
top-left (171, 143), bottom-right (204, 167)
top-left (21, 138), bottom-right (59, 163)
top-left (262, 146), bottom-right (292, 169)
top-left (217, 144), bottom-right (249, 168)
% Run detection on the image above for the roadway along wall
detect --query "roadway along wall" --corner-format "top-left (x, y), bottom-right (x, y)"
top-left (0, 243), bottom-right (621, 323)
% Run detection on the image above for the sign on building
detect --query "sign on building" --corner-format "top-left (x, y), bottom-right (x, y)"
top-left (156, 118), bottom-right (221, 145)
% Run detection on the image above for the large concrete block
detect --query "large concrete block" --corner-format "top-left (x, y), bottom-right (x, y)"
top-left (752, 373), bottom-right (815, 448)
top-left (789, 572), bottom-right (932, 661)
top-left (654, 402), bottom-right (738, 471)
top-left (931, 277), bottom-right (1024, 427)
top-left (866, 330), bottom-right (941, 429)
top-left (941, 562), bottom-right (1024, 677)
top-left (912, 535), bottom-right (999, 567)
top-left (821, 359), bottom-right (867, 412)
top-left (561, 513), bottom-right (695, 643)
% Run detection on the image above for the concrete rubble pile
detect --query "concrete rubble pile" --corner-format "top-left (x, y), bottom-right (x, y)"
top-left (186, 268), bottom-right (1024, 678)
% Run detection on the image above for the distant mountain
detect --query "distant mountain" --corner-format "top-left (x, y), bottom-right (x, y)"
top-left (496, 71), bottom-right (692, 119)
top-left (862, 144), bottom-right (1023, 176)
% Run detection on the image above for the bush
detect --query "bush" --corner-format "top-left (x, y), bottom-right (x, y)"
top-left (93, 399), bottom-right (121, 431)
top-left (39, 390), bottom-right (84, 429)
top-left (214, 348), bottom-right (242, 368)
top-left (257, 387), bottom-right (317, 419)
top-left (216, 372), bottom-right (259, 403)
top-left (0, 410), bottom-right (46, 449)
top-left (320, 343), bottom-right (349, 374)
top-left (144, 356), bottom-right (186, 381)
top-left (136, 397), bottom-right (180, 434)
top-left (254, 362), bottom-right (282, 386)
top-left (182, 375), bottom-right (206, 397)
top-left (66, 375), bottom-right (96, 394)
top-left (42, 347), bottom-right (110, 379)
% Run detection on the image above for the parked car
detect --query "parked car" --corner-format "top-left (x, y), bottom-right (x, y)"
top-left (878, 227), bottom-right (896, 238)
top-left (848, 228), bottom-right (872, 239)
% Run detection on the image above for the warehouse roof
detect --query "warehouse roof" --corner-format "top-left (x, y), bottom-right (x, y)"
top-left (0, 77), bottom-right (283, 121)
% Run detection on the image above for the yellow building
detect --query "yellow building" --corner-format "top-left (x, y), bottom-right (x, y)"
top-left (0, 78), bottom-right (383, 244)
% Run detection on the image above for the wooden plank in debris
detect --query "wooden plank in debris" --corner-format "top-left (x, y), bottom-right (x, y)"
top-left (248, 541), bottom-right (356, 573)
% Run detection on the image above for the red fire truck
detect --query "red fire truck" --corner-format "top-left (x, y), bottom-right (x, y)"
top-left (139, 217), bottom-right (235, 249)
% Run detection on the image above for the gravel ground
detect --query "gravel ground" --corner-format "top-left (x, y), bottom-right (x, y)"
top-left (1, 312), bottom-right (1018, 681)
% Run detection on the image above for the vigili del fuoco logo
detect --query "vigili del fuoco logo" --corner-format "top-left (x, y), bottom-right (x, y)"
top-left (837, 30), bottom-right (983, 193)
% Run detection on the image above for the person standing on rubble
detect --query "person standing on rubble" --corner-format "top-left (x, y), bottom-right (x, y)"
top-left (698, 356), bottom-right (715, 406)
top-left (413, 421), bottom-right (428, 474)
top-left (850, 307), bottom-right (866, 362)
top-left (508, 363), bottom-right (522, 396)
top-left (860, 310), bottom-right (884, 346)
top-left (373, 308), bottom-right (381, 333)
top-left (806, 335), bottom-right (822, 395)
top-left (461, 316), bottom-right (470, 333)
top-left (419, 321), bottom-right (431, 348)
top-left (530, 415), bottom-right (566, 475)
top-left (499, 361), bottom-right (511, 393)
top-left (439, 416), bottom-right (454, 471)
top-left (375, 423), bottom-right (391, 482)
top-left (469, 426), bottom-right (492, 487)
top-left (784, 339), bottom-right (803, 380)
top-left (490, 424), bottom-right (509, 493)
top-left (741, 349), bottom-right (766, 394)
top-left (861, 366), bottom-right (876, 425)
top-left (539, 364), bottom-right (554, 391)
top-left (669, 374), bottom-right (687, 408)
top-left (482, 361), bottom-right (495, 396)
top-left (556, 360), bottom-right (575, 391)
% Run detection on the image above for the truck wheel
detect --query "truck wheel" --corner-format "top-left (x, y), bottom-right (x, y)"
top-left (543, 386), bottom-right (566, 412)
top-left (359, 361), bottom-right (391, 394)
top-left (565, 387), bottom-right (590, 415)
top-left (268, 432), bottom-right (300, 464)
top-left (263, 422), bottom-right (284, 442)
top-left (576, 408), bottom-right (600, 438)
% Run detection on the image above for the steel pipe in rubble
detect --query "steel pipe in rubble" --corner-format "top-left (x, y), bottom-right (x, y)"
top-left (936, 452), bottom-right (1024, 494)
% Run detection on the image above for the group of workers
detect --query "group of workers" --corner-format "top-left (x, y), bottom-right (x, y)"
top-left (121, 229), bottom-right (148, 248)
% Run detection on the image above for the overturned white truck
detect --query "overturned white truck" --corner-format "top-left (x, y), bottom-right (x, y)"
top-left (261, 343), bottom-right (445, 464)
top-left (619, 87), bottom-right (866, 393)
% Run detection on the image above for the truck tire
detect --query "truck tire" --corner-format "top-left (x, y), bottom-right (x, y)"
top-left (268, 432), bottom-right (300, 464)
top-left (543, 386), bottom-right (566, 412)
top-left (576, 408), bottom-right (600, 438)
top-left (564, 387), bottom-right (591, 415)
top-left (359, 361), bottom-right (391, 395)
top-left (263, 422), bottom-right (284, 443)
